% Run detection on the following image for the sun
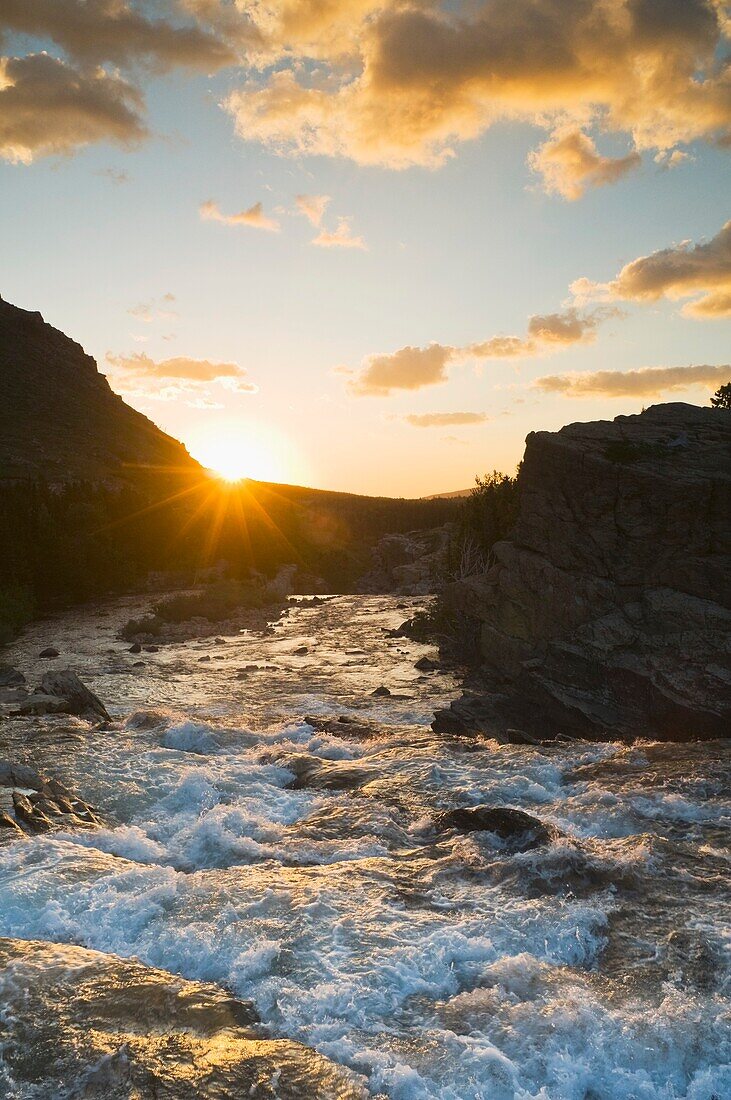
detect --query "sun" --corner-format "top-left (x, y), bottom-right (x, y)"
top-left (188, 424), bottom-right (297, 484)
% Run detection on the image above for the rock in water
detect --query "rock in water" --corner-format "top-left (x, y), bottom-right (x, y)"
top-left (434, 805), bottom-right (558, 849)
top-left (39, 670), bottom-right (110, 721)
top-left (438, 404), bottom-right (731, 741)
top-left (371, 685), bottom-right (391, 697)
top-left (0, 665), bottom-right (25, 687)
top-left (38, 647), bottom-right (59, 659)
top-left (0, 939), bottom-right (369, 1099)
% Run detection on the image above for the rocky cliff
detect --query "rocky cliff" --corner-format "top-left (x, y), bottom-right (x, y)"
top-left (436, 403), bottom-right (731, 741)
top-left (0, 295), bottom-right (199, 483)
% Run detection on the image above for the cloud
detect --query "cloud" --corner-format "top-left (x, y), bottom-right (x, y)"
top-left (405, 412), bottom-right (488, 427)
top-left (347, 307), bottom-right (607, 396)
top-left (312, 216), bottom-right (366, 249)
top-left (573, 219), bottom-right (731, 317)
top-left (128, 296), bottom-right (178, 324)
top-left (533, 363), bottom-right (730, 398)
top-left (0, 0), bottom-right (235, 71)
top-left (0, 53), bottom-right (145, 163)
top-left (528, 128), bottom-right (641, 200)
top-left (295, 193), bottom-right (331, 226)
top-left (199, 198), bottom-right (280, 232)
top-left (224, 0), bottom-right (731, 183)
top-left (348, 344), bottom-right (454, 396)
top-left (106, 352), bottom-right (257, 393)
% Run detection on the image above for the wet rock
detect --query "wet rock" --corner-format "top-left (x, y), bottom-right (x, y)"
top-left (371, 685), bottom-right (391, 697)
top-left (132, 660), bottom-right (145, 667)
top-left (198, 654), bottom-right (211, 662)
top-left (12, 791), bottom-right (53, 832)
top-left (294, 645), bottom-right (309, 655)
top-left (39, 647), bottom-right (59, 658)
top-left (415, 656), bottom-right (439, 671)
top-left (18, 692), bottom-right (72, 716)
top-left (0, 811), bottom-right (24, 834)
top-left (40, 670), bottom-right (110, 721)
top-left (0, 687), bottom-right (28, 704)
top-left (303, 715), bottom-right (381, 741)
top-left (144, 645), bottom-right (159, 653)
top-left (128, 642), bottom-right (142, 653)
top-left (278, 753), bottom-right (376, 791)
top-left (0, 664), bottom-right (25, 687)
top-left (0, 939), bottom-right (369, 1099)
top-left (0, 760), bottom-right (100, 835)
top-left (434, 805), bottom-right (559, 849)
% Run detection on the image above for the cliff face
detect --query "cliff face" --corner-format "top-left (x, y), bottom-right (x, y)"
top-left (0, 296), bottom-right (199, 483)
top-left (441, 403), bottom-right (731, 740)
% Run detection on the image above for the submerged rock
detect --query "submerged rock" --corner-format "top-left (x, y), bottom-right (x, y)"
top-left (129, 642), bottom-right (142, 653)
top-left (38, 646), bottom-right (59, 658)
top-left (434, 805), bottom-right (559, 849)
top-left (278, 753), bottom-right (376, 791)
top-left (18, 692), bottom-right (71, 716)
top-left (0, 938), bottom-right (369, 1099)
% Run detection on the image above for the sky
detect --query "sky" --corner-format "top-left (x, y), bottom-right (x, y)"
top-left (0, 1), bottom-right (729, 497)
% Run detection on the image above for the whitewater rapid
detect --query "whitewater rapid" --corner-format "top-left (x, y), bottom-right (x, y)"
top-left (0, 595), bottom-right (729, 1099)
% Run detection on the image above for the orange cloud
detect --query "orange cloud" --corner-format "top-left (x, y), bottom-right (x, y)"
top-left (106, 352), bottom-right (257, 393)
top-left (199, 199), bottom-right (280, 232)
top-left (295, 193), bottom-right (331, 226)
top-left (312, 216), bottom-right (367, 249)
top-left (528, 128), bottom-right (641, 200)
top-left (224, 0), bottom-right (731, 184)
top-left (533, 363), bottom-right (730, 398)
top-left (349, 344), bottom-right (454, 396)
top-left (574, 219), bottom-right (731, 317)
top-left (0, 53), bottom-right (145, 163)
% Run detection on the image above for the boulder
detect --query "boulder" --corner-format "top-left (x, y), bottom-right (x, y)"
top-left (18, 693), bottom-right (71, 716)
top-left (39, 670), bottom-right (110, 721)
top-left (38, 647), bottom-right (59, 659)
top-left (278, 753), bottom-right (376, 791)
top-left (434, 805), bottom-right (559, 849)
top-left (0, 664), bottom-right (25, 687)
top-left (128, 642), bottom-right (142, 653)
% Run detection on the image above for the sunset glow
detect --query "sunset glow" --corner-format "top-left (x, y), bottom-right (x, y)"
top-left (188, 424), bottom-right (299, 485)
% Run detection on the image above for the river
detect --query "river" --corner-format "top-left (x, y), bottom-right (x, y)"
top-left (0, 594), bottom-right (729, 1098)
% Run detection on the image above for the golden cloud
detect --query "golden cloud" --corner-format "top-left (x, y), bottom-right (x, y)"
top-left (528, 128), bottom-right (641, 200)
top-left (348, 307), bottom-right (605, 395)
top-left (349, 344), bottom-right (454, 396)
top-left (312, 216), bottom-right (367, 249)
top-left (0, 53), bottom-right (145, 163)
top-left (224, 0), bottom-right (731, 182)
top-left (295, 193), bottom-right (331, 226)
top-left (199, 198), bottom-right (280, 231)
top-left (533, 362), bottom-right (730, 397)
top-left (106, 352), bottom-right (257, 392)
top-left (1, 0), bottom-right (236, 71)
top-left (573, 219), bottom-right (731, 317)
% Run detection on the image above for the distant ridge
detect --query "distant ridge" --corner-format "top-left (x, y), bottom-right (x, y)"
top-left (0, 295), bottom-right (200, 484)
top-left (423, 487), bottom-right (472, 500)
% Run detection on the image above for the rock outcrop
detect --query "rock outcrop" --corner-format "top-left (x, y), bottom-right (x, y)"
top-left (0, 939), bottom-right (369, 1098)
top-left (356, 525), bottom-right (452, 595)
top-left (436, 404), bottom-right (731, 741)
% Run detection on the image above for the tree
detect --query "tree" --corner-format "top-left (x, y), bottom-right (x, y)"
top-left (710, 383), bottom-right (731, 409)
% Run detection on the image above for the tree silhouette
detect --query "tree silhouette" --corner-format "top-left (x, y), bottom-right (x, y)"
top-left (711, 383), bottom-right (731, 409)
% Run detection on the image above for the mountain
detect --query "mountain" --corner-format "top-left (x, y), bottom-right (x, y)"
top-left (423, 488), bottom-right (473, 499)
top-left (0, 295), bottom-right (200, 483)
